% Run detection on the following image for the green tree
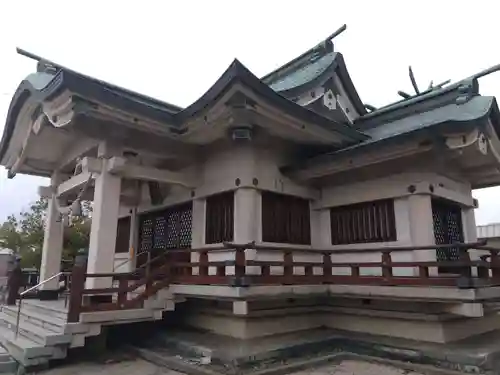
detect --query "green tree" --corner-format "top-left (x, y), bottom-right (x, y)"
top-left (0, 198), bottom-right (92, 269)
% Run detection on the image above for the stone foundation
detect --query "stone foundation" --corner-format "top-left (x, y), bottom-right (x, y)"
top-left (182, 297), bottom-right (500, 343)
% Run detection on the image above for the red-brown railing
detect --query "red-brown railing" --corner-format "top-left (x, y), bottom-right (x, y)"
top-left (66, 241), bottom-right (500, 323)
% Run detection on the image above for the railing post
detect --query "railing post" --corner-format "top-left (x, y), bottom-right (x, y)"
top-left (6, 262), bottom-right (22, 306)
top-left (232, 246), bottom-right (247, 287)
top-left (283, 250), bottom-right (293, 285)
top-left (199, 250), bottom-right (208, 277)
top-left (117, 277), bottom-right (128, 308)
top-left (477, 255), bottom-right (490, 280)
top-left (381, 251), bottom-right (393, 283)
top-left (322, 252), bottom-right (332, 284)
top-left (418, 264), bottom-right (429, 280)
top-left (67, 262), bottom-right (86, 323)
top-left (490, 250), bottom-right (500, 282)
top-left (456, 247), bottom-right (473, 289)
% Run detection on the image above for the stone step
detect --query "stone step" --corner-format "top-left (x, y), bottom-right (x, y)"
top-left (0, 324), bottom-right (66, 367)
top-left (2, 304), bottom-right (66, 333)
top-left (20, 300), bottom-right (68, 321)
top-left (0, 312), bottom-right (71, 346)
top-left (79, 307), bottom-right (161, 324)
top-left (0, 346), bottom-right (17, 374)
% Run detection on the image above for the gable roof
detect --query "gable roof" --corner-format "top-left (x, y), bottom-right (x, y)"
top-left (0, 48), bottom-right (370, 164)
top-left (262, 40), bottom-right (367, 116)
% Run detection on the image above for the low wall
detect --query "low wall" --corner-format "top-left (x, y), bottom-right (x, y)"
top-left (181, 297), bottom-right (500, 344)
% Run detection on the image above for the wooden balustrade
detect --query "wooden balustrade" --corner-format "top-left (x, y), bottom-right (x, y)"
top-left (65, 240), bottom-right (500, 323)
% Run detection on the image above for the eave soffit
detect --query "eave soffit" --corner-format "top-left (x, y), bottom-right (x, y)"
top-left (1, 45), bottom-right (371, 165)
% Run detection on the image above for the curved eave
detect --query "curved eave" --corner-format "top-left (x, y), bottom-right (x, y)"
top-left (0, 76), bottom-right (50, 166)
top-left (175, 59), bottom-right (368, 141)
top-left (270, 53), bottom-right (367, 116)
top-left (356, 79), bottom-right (480, 130)
top-left (0, 57), bottom-right (370, 166)
top-left (283, 96), bottom-right (496, 175)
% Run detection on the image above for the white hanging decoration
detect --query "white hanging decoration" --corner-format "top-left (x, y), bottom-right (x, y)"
top-left (54, 172), bottom-right (94, 225)
top-left (477, 133), bottom-right (488, 155)
top-left (323, 90), bottom-right (337, 110)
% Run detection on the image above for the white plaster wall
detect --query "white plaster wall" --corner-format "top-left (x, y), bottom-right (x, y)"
top-left (113, 253), bottom-right (132, 273)
top-left (315, 172), bottom-right (476, 277)
top-left (315, 172), bottom-right (473, 210)
top-left (112, 142), bottom-right (479, 280)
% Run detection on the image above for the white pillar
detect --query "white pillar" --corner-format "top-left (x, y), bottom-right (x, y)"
top-left (129, 207), bottom-right (138, 269)
top-left (234, 188), bottom-right (260, 275)
top-left (234, 188), bottom-right (260, 243)
top-left (462, 207), bottom-right (477, 243)
top-left (39, 194), bottom-right (64, 291)
top-left (408, 194), bottom-right (436, 275)
top-left (86, 159), bottom-right (122, 289)
top-left (311, 209), bottom-right (331, 248)
top-left (191, 198), bottom-right (205, 275)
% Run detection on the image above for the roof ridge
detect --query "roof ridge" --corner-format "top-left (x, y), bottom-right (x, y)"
top-left (261, 40), bottom-right (334, 85)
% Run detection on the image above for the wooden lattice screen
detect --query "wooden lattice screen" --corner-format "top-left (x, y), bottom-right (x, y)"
top-left (432, 198), bottom-right (463, 273)
top-left (205, 191), bottom-right (234, 244)
top-left (261, 191), bottom-right (311, 245)
top-left (138, 202), bottom-right (193, 265)
top-left (330, 199), bottom-right (397, 245)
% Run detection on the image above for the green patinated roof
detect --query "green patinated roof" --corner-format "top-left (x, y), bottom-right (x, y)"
top-left (265, 51), bottom-right (337, 92)
top-left (338, 96), bottom-right (495, 153)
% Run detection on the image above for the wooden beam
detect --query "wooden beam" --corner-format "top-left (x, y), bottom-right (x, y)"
top-left (57, 171), bottom-right (93, 196)
top-left (73, 115), bottom-right (198, 160)
top-left (56, 138), bottom-right (98, 170)
top-left (80, 157), bottom-right (103, 174)
top-left (38, 186), bottom-right (53, 199)
top-left (289, 142), bottom-right (433, 181)
top-left (107, 156), bottom-right (195, 188)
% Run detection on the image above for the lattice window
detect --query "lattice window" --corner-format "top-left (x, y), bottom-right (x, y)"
top-left (177, 204), bottom-right (193, 249)
top-left (115, 217), bottom-right (131, 253)
top-left (432, 198), bottom-right (463, 272)
top-left (205, 191), bottom-right (234, 244)
top-left (153, 216), bottom-right (166, 249)
top-left (139, 217), bottom-right (153, 252)
top-left (165, 202), bottom-right (193, 249)
top-left (138, 202), bottom-right (193, 253)
top-left (330, 199), bottom-right (397, 245)
top-left (261, 191), bottom-right (311, 245)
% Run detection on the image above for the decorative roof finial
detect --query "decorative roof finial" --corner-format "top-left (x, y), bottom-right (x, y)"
top-left (325, 24), bottom-right (347, 43)
top-left (409, 66), bottom-right (420, 95)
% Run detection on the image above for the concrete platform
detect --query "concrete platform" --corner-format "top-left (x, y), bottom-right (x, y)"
top-left (133, 326), bottom-right (500, 374)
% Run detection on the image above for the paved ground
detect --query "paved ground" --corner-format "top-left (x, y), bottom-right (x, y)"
top-left (40, 359), bottom-right (184, 375)
top-left (292, 360), bottom-right (424, 375)
top-left (39, 358), bottom-right (426, 375)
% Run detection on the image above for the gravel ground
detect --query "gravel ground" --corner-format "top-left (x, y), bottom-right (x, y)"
top-left (37, 358), bottom-right (426, 375)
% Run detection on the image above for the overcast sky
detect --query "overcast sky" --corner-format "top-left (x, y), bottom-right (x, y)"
top-left (0, 1), bottom-right (499, 225)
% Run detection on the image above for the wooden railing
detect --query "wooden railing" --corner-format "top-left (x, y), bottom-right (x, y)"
top-left (66, 240), bottom-right (500, 323)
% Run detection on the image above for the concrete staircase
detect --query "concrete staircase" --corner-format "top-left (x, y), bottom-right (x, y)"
top-left (0, 288), bottom-right (178, 369)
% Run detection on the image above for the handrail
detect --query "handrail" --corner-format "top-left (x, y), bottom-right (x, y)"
top-left (132, 245), bottom-right (228, 273)
top-left (16, 272), bottom-right (69, 338)
top-left (224, 241), bottom-right (488, 254)
top-left (113, 251), bottom-right (149, 271)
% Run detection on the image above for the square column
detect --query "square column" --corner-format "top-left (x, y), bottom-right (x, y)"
top-left (234, 188), bottom-right (260, 275)
top-left (234, 188), bottom-right (260, 243)
top-left (190, 198), bottom-right (206, 275)
top-left (86, 159), bottom-right (122, 289)
top-left (39, 194), bottom-right (64, 299)
top-left (408, 194), bottom-right (437, 275)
